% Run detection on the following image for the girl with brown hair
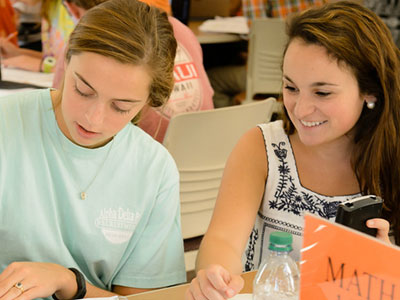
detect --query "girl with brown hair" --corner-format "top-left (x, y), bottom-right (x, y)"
top-left (0, 0), bottom-right (185, 299)
top-left (186, 1), bottom-right (400, 299)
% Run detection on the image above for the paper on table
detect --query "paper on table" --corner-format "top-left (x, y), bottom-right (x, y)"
top-left (1, 67), bottom-right (54, 88)
top-left (199, 16), bottom-right (249, 35)
top-left (230, 294), bottom-right (252, 300)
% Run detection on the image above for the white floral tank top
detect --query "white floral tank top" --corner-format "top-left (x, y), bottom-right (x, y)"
top-left (242, 120), bottom-right (360, 271)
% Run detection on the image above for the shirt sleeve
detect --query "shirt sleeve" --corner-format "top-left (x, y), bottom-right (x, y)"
top-left (111, 154), bottom-right (186, 288)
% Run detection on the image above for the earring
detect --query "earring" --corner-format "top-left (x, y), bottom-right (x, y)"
top-left (366, 101), bottom-right (375, 109)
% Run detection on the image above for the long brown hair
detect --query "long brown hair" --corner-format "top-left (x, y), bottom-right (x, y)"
top-left (282, 1), bottom-right (400, 243)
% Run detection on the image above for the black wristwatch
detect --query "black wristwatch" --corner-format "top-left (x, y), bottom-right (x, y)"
top-left (52, 268), bottom-right (87, 300)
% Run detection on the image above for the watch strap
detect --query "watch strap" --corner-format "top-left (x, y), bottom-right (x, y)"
top-left (52, 267), bottom-right (87, 300)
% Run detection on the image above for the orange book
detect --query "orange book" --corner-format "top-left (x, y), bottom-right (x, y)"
top-left (300, 213), bottom-right (400, 300)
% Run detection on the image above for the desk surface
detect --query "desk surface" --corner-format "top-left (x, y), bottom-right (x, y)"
top-left (1, 67), bottom-right (54, 88)
top-left (126, 271), bottom-right (256, 300)
top-left (189, 21), bottom-right (242, 44)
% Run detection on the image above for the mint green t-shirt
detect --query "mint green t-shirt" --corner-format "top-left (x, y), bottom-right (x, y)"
top-left (0, 89), bottom-right (186, 294)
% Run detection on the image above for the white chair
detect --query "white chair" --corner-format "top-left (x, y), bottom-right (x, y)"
top-left (244, 18), bottom-right (287, 104)
top-left (162, 98), bottom-right (278, 272)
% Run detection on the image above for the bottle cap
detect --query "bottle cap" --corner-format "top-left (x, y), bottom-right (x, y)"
top-left (268, 231), bottom-right (293, 252)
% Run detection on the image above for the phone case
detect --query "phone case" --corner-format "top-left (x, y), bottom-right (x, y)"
top-left (335, 195), bottom-right (383, 236)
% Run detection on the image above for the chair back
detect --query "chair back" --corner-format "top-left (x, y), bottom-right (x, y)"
top-left (163, 98), bottom-right (278, 239)
top-left (245, 18), bottom-right (287, 103)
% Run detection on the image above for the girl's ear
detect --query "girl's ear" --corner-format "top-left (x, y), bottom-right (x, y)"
top-left (364, 95), bottom-right (377, 104)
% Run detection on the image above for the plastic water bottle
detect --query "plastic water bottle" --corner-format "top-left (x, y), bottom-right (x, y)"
top-left (253, 231), bottom-right (300, 300)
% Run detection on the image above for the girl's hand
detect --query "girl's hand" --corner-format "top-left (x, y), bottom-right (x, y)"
top-left (2, 55), bottom-right (42, 72)
top-left (0, 38), bottom-right (20, 58)
top-left (366, 218), bottom-right (391, 244)
top-left (0, 262), bottom-right (77, 300)
top-left (185, 264), bottom-right (244, 300)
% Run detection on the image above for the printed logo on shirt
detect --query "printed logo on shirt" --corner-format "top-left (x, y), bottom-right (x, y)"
top-left (156, 42), bottom-right (202, 119)
top-left (95, 207), bottom-right (141, 244)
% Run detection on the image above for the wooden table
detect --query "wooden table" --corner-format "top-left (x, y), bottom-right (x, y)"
top-left (126, 271), bottom-right (256, 300)
top-left (188, 21), bottom-right (242, 44)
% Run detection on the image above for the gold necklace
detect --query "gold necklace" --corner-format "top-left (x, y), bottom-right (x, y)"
top-left (55, 122), bottom-right (114, 200)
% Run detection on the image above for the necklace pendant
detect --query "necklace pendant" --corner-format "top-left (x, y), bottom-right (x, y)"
top-left (80, 192), bottom-right (86, 200)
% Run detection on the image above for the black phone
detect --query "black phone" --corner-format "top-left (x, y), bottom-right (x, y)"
top-left (335, 195), bottom-right (383, 236)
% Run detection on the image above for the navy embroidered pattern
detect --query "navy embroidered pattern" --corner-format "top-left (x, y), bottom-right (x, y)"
top-left (257, 212), bottom-right (302, 235)
top-left (244, 228), bottom-right (258, 272)
top-left (269, 141), bottom-right (341, 218)
top-left (244, 135), bottom-right (346, 271)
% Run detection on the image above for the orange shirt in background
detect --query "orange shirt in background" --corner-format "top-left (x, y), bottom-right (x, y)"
top-left (0, 0), bottom-right (18, 45)
top-left (139, 0), bottom-right (171, 15)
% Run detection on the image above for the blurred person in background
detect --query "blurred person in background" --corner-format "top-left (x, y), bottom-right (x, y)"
top-left (0, 0), bottom-right (74, 72)
top-left (12, 0), bottom-right (42, 51)
top-left (0, 0), bottom-right (18, 46)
